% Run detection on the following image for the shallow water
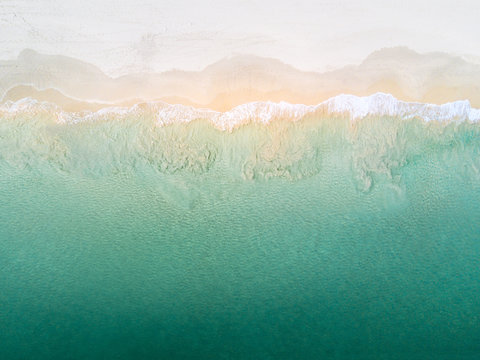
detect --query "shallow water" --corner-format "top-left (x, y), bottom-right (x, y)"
top-left (1, 112), bottom-right (480, 359)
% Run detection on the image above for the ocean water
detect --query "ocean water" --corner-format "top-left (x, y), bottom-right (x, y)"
top-left (1, 99), bottom-right (480, 359)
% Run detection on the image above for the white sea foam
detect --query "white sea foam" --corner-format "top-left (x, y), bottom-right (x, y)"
top-left (1, 93), bottom-right (479, 130)
top-left (322, 93), bottom-right (480, 123)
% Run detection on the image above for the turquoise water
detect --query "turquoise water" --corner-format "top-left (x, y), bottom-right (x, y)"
top-left (1, 113), bottom-right (480, 359)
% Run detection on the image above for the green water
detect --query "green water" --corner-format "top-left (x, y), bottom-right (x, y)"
top-left (1, 114), bottom-right (480, 359)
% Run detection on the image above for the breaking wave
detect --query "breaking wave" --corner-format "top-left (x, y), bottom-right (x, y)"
top-left (1, 93), bottom-right (479, 191)
top-left (1, 93), bottom-right (480, 130)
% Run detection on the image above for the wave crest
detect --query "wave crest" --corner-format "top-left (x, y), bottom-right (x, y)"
top-left (1, 93), bottom-right (479, 131)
